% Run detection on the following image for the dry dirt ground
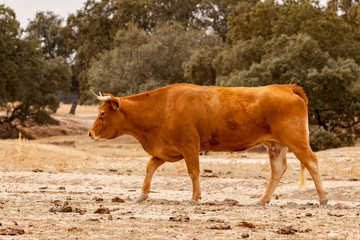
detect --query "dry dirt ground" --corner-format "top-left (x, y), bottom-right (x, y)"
top-left (0, 105), bottom-right (360, 240)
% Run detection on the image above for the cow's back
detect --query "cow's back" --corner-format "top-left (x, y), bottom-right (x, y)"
top-left (160, 84), bottom-right (307, 152)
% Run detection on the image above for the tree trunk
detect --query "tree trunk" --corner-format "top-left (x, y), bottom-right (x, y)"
top-left (69, 94), bottom-right (78, 115)
top-left (315, 109), bottom-right (328, 130)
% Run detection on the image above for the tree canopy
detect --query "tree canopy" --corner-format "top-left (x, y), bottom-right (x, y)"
top-left (0, 4), bottom-right (71, 131)
top-left (88, 23), bottom-right (220, 97)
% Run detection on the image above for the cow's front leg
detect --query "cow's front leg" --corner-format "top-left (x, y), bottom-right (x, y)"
top-left (136, 156), bottom-right (165, 203)
top-left (183, 152), bottom-right (201, 203)
top-left (258, 143), bottom-right (288, 205)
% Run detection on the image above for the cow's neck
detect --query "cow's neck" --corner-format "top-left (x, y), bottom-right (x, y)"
top-left (121, 95), bottom-right (161, 151)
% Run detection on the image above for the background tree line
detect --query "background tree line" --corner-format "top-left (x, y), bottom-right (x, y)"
top-left (0, 0), bottom-right (360, 150)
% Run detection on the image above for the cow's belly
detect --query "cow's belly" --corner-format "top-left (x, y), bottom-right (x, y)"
top-left (201, 139), bottom-right (260, 152)
top-left (142, 144), bottom-right (184, 162)
top-left (203, 143), bottom-right (254, 152)
top-left (200, 127), bottom-right (271, 152)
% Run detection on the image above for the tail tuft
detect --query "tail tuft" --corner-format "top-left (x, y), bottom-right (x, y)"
top-left (300, 163), bottom-right (306, 187)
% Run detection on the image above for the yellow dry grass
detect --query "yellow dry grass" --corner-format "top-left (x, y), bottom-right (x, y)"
top-left (0, 133), bottom-right (91, 173)
top-left (55, 103), bottom-right (99, 115)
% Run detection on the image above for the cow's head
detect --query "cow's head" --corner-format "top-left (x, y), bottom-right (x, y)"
top-left (88, 90), bottom-right (124, 140)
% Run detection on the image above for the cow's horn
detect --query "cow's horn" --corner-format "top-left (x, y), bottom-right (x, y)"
top-left (90, 89), bottom-right (112, 101)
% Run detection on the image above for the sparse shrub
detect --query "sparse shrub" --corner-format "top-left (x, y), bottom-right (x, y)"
top-left (310, 128), bottom-right (341, 152)
top-left (11, 133), bottom-right (40, 169)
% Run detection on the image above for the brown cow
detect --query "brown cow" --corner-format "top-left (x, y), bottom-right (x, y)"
top-left (88, 83), bottom-right (328, 205)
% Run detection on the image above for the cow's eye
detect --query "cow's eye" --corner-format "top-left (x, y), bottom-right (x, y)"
top-left (99, 111), bottom-right (105, 118)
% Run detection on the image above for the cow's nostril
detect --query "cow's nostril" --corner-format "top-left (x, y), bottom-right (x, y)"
top-left (88, 131), bottom-right (92, 137)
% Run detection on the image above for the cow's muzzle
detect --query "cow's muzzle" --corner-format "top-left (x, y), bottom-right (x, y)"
top-left (88, 130), bottom-right (99, 140)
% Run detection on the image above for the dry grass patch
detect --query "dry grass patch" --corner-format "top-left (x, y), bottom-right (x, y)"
top-left (55, 104), bottom-right (98, 115)
top-left (0, 133), bottom-right (91, 173)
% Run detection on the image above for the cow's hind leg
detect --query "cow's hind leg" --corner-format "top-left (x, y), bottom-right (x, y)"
top-left (183, 151), bottom-right (201, 204)
top-left (258, 143), bottom-right (288, 205)
top-left (291, 147), bottom-right (328, 205)
top-left (136, 157), bottom-right (165, 203)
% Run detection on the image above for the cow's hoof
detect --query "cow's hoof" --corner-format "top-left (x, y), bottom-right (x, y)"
top-left (320, 199), bottom-right (328, 205)
top-left (188, 200), bottom-right (199, 205)
top-left (256, 199), bottom-right (269, 206)
top-left (135, 194), bottom-right (148, 203)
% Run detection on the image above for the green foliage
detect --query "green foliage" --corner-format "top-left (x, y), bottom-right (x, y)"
top-left (196, 0), bottom-right (243, 40)
top-left (310, 128), bottom-right (341, 152)
top-left (0, 4), bottom-right (20, 103)
top-left (25, 11), bottom-right (68, 59)
top-left (183, 47), bottom-right (221, 85)
top-left (328, 0), bottom-right (360, 35)
top-left (228, 0), bottom-right (358, 62)
top-left (214, 37), bottom-right (265, 76)
top-left (114, 0), bottom-right (240, 36)
top-left (88, 23), bottom-right (220, 96)
top-left (61, 0), bottom-right (122, 101)
top-left (217, 34), bottom-right (324, 86)
top-left (115, 0), bottom-right (198, 31)
top-left (0, 36), bottom-right (60, 126)
top-left (0, 5), bottom-right (69, 129)
top-left (62, 0), bottom-right (240, 102)
top-left (44, 56), bottom-right (72, 92)
top-left (307, 58), bottom-right (360, 141)
top-left (227, 0), bottom-right (276, 42)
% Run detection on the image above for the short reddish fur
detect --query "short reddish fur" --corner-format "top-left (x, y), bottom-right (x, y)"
top-left (89, 84), bottom-right (327, 205)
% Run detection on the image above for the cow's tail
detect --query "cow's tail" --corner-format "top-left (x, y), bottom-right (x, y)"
top-left (289, 84), bottom-right (308, 106)
top-left (300, 163), bottom-right (306, 187)
top-left (289, 84), bottom-right (308, 187)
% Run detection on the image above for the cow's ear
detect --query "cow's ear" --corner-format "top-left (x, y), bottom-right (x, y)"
top-left (110, 98), bottom-right (121, 110)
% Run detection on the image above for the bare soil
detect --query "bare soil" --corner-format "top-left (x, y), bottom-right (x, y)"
top-left (0, 105), bottom-right (359, 239)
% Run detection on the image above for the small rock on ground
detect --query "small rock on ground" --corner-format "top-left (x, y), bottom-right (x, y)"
top-left (237, 221), bottom-right (256, 229)
top-left (112, 197), bottom-right (125, 203)
top-left (0, 227), bottom-right (25, 236)
top-left (169, 215), bottom-right (190, 222)
top-left (94, 207), bottom-right (110, 214)
top-left (207, 223), bottom-right (232, 230)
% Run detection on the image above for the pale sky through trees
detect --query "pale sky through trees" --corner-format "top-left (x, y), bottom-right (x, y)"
top-left (2, 0), bottom-right (86, 28)
top-left (2, 0), bottom-right (329, 29)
